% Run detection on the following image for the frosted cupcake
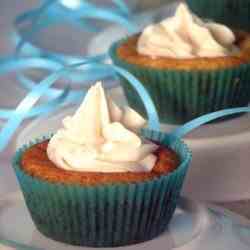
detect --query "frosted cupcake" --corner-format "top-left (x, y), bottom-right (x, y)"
top-left (13, 82), bottom-right (191, 247)
top-left (110, 3), bottom-right (250, 124)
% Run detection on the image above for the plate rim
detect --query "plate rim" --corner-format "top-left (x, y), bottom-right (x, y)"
top-left (1, 190), bottom-right (250, 250)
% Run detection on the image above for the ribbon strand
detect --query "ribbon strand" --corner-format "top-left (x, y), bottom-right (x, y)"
top-left (0, 58), bottom-right (160, 151)
top-left (169, 107), bottom-right (250, 143)
top-left (13, 0), bottom-right (138, 100)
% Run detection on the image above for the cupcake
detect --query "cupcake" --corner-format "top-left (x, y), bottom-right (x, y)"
top-left (110, 3), bottom-right (250, 124)
top-left (13, 82), bottom-right (191, 247)
top-left (187, 0), bottom-right (250, 32)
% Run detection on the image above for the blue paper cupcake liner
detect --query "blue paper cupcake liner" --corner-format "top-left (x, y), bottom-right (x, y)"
top-left (12, 130), bottom-right (191, 247)
top-left (110, 40), bottom-right (250, 124)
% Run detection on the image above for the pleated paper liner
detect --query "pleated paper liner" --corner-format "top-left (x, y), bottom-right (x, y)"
top-left (109, 40), bottom-right (250, 124)
top-left (12, 130), bottom-right (191, 247)
top-left (187, 0), bottom-right (250, 31)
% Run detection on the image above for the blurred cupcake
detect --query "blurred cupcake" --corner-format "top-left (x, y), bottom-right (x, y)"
top-left (187, 0), bottom-right (250, 32)
top-left (110, 3), bottom-right (250, 124)
top-left (13, 82), bottom-right (191, 247)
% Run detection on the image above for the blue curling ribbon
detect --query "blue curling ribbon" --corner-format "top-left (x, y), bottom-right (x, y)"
top-left (15, 53), bottom-right (110, 99)
top-left (110, 0), bottom-right (132, 16)
top-left (0, 57), bottom-right (73, 150)
top-left (0, 58), bottom-right (159, 151)
top-left (15, 0), bottom-right (137, 59)
top-left (15, 2), bottom-right (99, 35)
top-left (16, 2), bottom-right (136, 42)
top-left (169, 107), bottom-right (250, 143)
top-left (6, 0), bottom-right (250, 149)
top-left (13, 0), bottom-right (138, 96)
top-left (60, 0), bottom-right (132, 18)
top-left (59, 0), bottom-right (131, 17)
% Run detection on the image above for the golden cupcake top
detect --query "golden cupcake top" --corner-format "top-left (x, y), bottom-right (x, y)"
top-left (113, 2), bottom-right (250, 71)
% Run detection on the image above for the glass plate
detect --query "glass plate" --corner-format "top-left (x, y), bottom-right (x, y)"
top-left (0, 192), bottom-right (249, 250)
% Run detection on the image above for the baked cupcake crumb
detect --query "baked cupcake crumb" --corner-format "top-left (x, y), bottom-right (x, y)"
top-left (117, 32), bottom-right (250, 70)
top-left (21, 141), bottom-right (180, 186)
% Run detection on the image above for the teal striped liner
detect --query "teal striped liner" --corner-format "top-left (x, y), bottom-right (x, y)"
top-left (12, 130), bottom-right (191, 247)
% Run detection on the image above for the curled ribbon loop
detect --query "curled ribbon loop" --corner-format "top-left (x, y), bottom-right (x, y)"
top-left (111, 0), bottom-right (132, 16)
top-left (169, 107), bottom-right (250, 143)
top-left (15, 53), bottom-right (110, 99)
top-left (15, 0), bottom-right (137, 60)
top-left (13, 0), bottom-right (137, 98)
top-left (5, 55), bottom-right (250, 151)
top-left (0, 57), bottom-right (72, 150)
top-left (60, 0), bottom-right (131, 17)
top-left (0, 58), bottom-right (159, 151)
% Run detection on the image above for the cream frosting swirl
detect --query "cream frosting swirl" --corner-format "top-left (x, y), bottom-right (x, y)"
top-left (137, 3), bottom-right (238, 59)
top-left (47, 82), bottom-right (158, 173)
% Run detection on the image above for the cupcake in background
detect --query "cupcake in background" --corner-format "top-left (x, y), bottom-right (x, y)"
top-left (110, 3), bottom-right (250, 124)
top-left (13, 82), bottom-right (191, 247)
top-left (187, 0), bottom-right (250, 32)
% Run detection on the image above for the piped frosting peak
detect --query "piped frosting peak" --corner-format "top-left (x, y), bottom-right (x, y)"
top-left (47, 82), bottom-right (158, 173)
